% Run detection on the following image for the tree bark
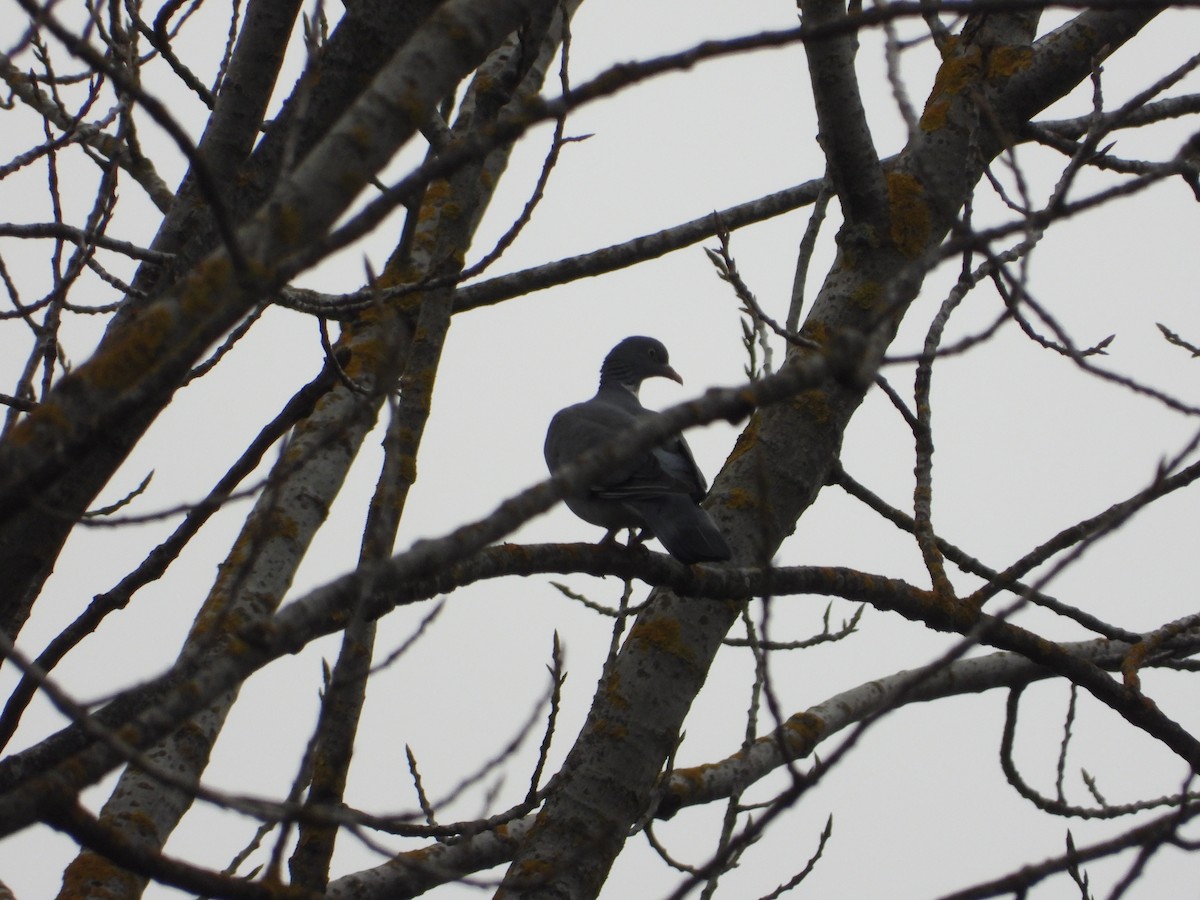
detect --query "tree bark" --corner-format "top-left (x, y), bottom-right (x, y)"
top-left (496, 7), bottom-right (1160, 898)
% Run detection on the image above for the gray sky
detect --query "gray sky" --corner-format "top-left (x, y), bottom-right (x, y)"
top-left (2, 2), bottom-right (1200, 898)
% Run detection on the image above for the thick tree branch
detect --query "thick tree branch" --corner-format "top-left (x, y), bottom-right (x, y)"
top-left (326, 634), bottom-right (1200, 897)
top-left (0, 0), bottom-right (554, 641)
top-left (800, 0), bottom-right (887, 226)
top-left (497, 8), bottom-right (1164, 898)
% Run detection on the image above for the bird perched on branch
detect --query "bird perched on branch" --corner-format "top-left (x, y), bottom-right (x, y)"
top-left (544, 336), bottom-right (731, 563)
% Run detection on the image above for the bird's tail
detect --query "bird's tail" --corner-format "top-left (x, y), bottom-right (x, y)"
top-left (626, 495), bottom-right (731, 563)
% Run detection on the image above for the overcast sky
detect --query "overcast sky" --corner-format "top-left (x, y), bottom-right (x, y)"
top-left (2, 3), bottom-right (1200, 898)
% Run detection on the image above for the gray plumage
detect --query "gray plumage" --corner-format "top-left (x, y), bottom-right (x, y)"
top-left (544, 336), bottom-right (732, 563)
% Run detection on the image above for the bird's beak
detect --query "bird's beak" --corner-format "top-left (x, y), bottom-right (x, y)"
top-left (662, 365), bottom-right (683, 385)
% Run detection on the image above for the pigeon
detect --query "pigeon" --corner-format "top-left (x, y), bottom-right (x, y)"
top-left (544, 336), bottom-right (732, 563)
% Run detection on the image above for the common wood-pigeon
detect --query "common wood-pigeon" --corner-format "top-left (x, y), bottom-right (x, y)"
top-left (544, 336), bottom-right (732, 563)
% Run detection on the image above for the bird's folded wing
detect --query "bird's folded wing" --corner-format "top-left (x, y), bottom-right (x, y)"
top-left (545, 400), bottom-right (644, 488)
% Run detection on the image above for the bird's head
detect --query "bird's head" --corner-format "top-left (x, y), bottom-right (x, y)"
top-left (599, 336), bottom-right (683, 393)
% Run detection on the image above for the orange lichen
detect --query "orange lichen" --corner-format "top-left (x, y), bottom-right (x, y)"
top-left (920, 40), bottom-right (981, 132)
top-left (919, 98), bottom-right (950, 133)
top-left (789, 388), bottom-right (832, 424)
top-left (987, 45), bottom-right (1033, 79)
top-left (4, 397), bottom-right (68, 445)
top-left (271, 202), bottom-right (306, 248)
top-left (86, 305), bottom-right (173, 392)
top-left (799, 319), bottom-right (832, 349)
top-left (592, 718), bottom-right (629, 741)
top-left (783, 711), bottom-right (826, 749)
top-left (851, 280), bottom-right (884, 311)
top-left (723, 487), bottom-right (758, 510)
top-left (60, 852), bottom-right (141, 898)
top-left (603, 670), bottom-right (628, 709)
top-left (722, 415), bottom-right (760, 467)
top-left (420, 178), bottom-right (452, 209)
top-left (179, 255), bottom-right (234, 317)
top-left (346, 124), bottom-right (374, 153)
top-left (886, 171), bottom-right (931, 259)
top-left (674, 761), bottom-right (720, 792)
top-left (631, 615), bottom-right (694, 662)
top-left (927, 40), bottom-right (981, 103)
top-left (346, 334), bottom-right (389, 373)
top-left (515, 857), bottom-right (555, 876)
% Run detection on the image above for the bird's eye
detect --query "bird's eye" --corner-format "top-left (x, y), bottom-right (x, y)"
top-left (647, 348), bottom-right (658, 359)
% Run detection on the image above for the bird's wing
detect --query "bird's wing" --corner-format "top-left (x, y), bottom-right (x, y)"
top-left (650, 434), bottom-right (708, 501)
top-left (544, 396), bottom-right (646, 489)
top-left (545, 389), bottom-right (730, 562)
